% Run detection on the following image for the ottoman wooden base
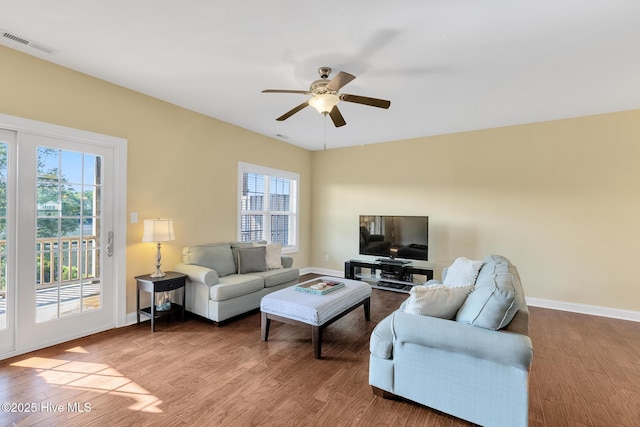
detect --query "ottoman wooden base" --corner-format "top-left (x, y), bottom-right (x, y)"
top-left (261, 296), bottom-right (370, 358)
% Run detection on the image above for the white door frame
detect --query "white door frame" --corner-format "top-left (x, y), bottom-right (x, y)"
top-left (0, 113), bottom-right (127, 359)
top-left (0, 129), bottom-right (17, 355)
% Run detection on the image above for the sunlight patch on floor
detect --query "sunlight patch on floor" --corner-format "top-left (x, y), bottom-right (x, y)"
top-left (65, 346), bottom-right (89, 354)
top-left (10, 349), bottom-right (163, 413)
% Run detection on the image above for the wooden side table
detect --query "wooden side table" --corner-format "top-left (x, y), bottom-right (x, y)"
top-left (135, 271), bottom-right (187, 332)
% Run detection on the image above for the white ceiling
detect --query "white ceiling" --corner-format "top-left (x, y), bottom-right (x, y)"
top-left (1, 1), bottom-right (640, 151)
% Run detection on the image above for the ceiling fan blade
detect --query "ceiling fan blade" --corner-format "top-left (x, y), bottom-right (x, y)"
top-left (276, 102), bottom-right (309, 121)
top-left (326, 71), bottom-right (356, 92)
top-left (340, 94), bottom-right (391, 109)
top-left (329, 106), bottom-right (346, 127)
top-left (262, 89), bottom-right (310, 94)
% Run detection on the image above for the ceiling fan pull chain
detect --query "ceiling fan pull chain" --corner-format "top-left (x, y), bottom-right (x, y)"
top-left (323, 114), bottom-right (327, 150)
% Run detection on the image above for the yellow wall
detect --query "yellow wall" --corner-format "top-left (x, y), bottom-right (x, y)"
top-left (0, 46), bottom-right (312, 314)
top-left (311, 110), bottom-right (640, 311)
top-left (3, 45), bottom-right (639, 315)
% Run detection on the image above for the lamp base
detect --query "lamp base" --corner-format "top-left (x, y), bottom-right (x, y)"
top-left (149, 269), bottom-right (166, 278)
top-left (150, 242), bottom-right (165, 278)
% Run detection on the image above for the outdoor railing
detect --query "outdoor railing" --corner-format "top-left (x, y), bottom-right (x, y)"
top-left (1, 236), bottom-right (101, 322)
top-left (36, 236), bottom-right (98, 288)
top-left (0, 236), bottom-right (98, 290)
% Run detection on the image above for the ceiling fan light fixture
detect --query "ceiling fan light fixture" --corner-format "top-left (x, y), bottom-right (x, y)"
top-left (263, 68), bottom-right (389, 127)
top-left (309, 94), bottom-right (339, 114)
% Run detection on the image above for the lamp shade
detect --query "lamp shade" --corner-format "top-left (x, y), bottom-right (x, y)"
top-left (142, 219), bottom-right (175, 243)
top-left (308, 94), bottom-right (339, 114)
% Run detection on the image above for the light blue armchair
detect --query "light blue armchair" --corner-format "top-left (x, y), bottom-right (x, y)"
top-left (369, 255), bottom-right (534, 427)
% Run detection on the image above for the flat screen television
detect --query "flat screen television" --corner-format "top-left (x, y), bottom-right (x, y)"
top-left (359, 215), bottom-right (429, 261)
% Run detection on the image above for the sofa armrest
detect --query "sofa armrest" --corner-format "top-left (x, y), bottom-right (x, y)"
top-left (370, 312), bottom-right (395, 359)
top-left (281, 256), bottom-right (294, 269)
top-left (173, 263), bottom-right (219, 286)
top-left (391, 311), bottom-right (533, 371)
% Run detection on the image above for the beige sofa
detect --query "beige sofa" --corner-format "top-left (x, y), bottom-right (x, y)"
top-left (173, 241), bottom-right (299, 324)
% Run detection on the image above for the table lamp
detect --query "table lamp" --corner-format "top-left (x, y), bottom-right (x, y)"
top-left (142, 218), bottom-right (175, 278)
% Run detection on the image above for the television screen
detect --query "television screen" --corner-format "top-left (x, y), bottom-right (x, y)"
top-left (359, 215), bottom-right (429, 261)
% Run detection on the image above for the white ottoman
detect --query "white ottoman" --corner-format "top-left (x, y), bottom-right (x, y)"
top-left (260, 277), bottom-right (372, 358)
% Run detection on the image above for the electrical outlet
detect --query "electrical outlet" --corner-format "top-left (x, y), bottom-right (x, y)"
top-left (130, 212), bottom-right (138, 223)
top-left (325, 254), bottom-right (330, 262)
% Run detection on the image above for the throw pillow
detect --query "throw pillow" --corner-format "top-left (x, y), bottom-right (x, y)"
top-left (253, 242), bottom-right (283, 269)
top-left (442, 257), bottom-right (483, 287)
top-left (237, 246), bottom-right (268, 274)
top-left (230, 241), bottom-right (266, 268)
top-left (404, 284), bottom-right (473, 319)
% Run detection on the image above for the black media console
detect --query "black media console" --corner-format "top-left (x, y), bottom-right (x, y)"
top-left (344, 259), bottom-right (434, 293)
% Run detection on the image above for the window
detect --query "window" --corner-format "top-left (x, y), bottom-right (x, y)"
top-left (238, 162), bottom-right (298, 252)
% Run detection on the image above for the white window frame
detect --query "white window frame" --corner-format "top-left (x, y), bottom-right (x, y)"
top-left (238, 162), bottom-right (299, 253)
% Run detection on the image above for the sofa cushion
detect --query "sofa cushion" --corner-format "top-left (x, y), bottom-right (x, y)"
top-left (442, 257), bottom-right (483, 287)
top-left (252, 268), bottom-right (299, 288)
top-left (237, 246), bottom-right (268, 274)
top-left (182, 243), bottom-right (236, 277)
top-left (456, 255), bottom-right (522, 330)
top-left (404, 284), bottom-right (473, 319)
top-left (210, 274), bottom-right (265, 301)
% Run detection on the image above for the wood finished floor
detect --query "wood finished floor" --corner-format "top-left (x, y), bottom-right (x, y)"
top-left (1, 275), bottom-right (639, 426)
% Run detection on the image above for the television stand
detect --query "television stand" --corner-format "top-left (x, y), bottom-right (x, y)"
top-left (375, 257), bottom-right (411, 266)
top-left (344, 259), bottom-right (434, 294)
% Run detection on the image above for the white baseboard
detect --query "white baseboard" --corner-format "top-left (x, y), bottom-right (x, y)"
top-left (526, 297), bottom-right (640, 323)
top-left (300, 267), bottom-right (343, 277)
top-left (303, 267), bottom-right (640, 323)
top-left (125, 312), bottom-right (148, 326)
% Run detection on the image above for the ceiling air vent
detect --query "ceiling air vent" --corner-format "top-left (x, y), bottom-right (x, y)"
top-left (1, 29), bottom-right (58, 54)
